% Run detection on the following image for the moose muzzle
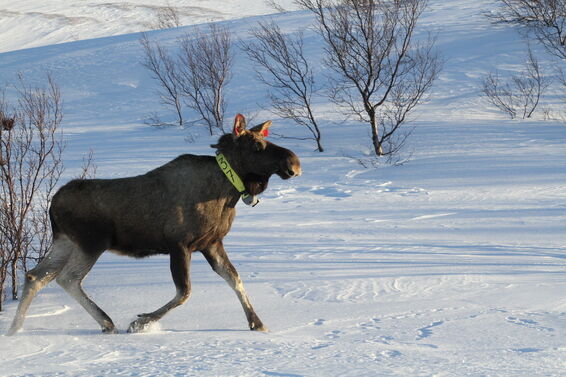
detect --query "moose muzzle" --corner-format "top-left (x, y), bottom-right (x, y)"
top-left (279, 153), bottom-right (302, 179)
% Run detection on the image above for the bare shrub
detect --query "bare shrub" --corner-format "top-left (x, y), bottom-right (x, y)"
top-left (297, 0), bottom-right (441, 157)
top-left (140, 25), bottom-right (234, 135)
top-left (0, 75), bottom-right (64, 308)
top-left (242, 20), bottom-right (324, 152)
top-left (147, 2), bottom-right (181, 30)
top-left (265, 0), bottom-right (288, 13)
top-left (178, 24), bottom-right (234, 134)
top-left (140, 33), bottom-right (184, 127)
top-left (482, 47), bottom-right (548, 119)
top-left (492, 0), bottom-right (566, 60)
top-left (77, 148), bottom-right (97, 180)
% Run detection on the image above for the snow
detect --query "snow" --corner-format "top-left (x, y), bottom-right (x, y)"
top-left (0, 0), bottom-right (298, 53)
top-left (1, 0), bottom-right (565, 376)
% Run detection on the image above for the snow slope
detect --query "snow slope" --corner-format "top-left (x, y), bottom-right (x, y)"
top-left (0, 1), bottom-right (565, 376)
top-left (0, 0), bottom-right (298, 53)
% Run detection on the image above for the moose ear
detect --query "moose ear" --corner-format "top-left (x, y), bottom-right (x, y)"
top-left (250, 120), bottom-right (272, 137)
top-left (233, 114), bottom-right (247, 136)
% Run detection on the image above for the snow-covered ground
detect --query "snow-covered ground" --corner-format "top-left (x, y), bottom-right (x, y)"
top-left (0, 1), bottom-right (565, 376)
top-left (0, 0), bottom-right (299, 53)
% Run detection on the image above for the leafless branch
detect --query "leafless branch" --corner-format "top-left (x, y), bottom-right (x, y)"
top-left (77, 148), bottom-right (97, 180)
top-left (491, 0), bottom-right (566, 60)
top-left (140, 33), bottom-right (185, 127)
top-left (177, 24), bottom-right (234, 135)
top-left (482, 46), bottom-right (548, 119)
top-left (265, 0), bottom-right (288, 13)
top-left (242, 20), bottom-right (324, 151)
top-left (146, 2), bottom-right (182, 30)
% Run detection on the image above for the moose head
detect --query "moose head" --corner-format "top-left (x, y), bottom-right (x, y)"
top-left (212, 114), bottom-right (301, 196)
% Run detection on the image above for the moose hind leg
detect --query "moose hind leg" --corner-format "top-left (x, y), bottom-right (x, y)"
top-left (56, 248), bottom-right (117, 334)
top-left (203, 241), bottom-right (268, 332)
top-left (6, 236), bottom-right (74, 336)
top-left (128, 247), bottom-right (192, 333)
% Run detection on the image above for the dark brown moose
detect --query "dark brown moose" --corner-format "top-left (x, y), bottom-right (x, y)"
top-left (7, 114), bottom-right (301, 335)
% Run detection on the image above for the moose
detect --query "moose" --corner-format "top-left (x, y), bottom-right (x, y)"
top-left (6, 114), bottom-right (301, 335)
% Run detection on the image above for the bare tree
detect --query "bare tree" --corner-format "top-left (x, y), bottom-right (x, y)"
top-left (0, 74), bottom-right (64, 306)
top-left (242, 20), bottom-right (324, 152)
top-left (144, 2), bottom-right (182, 30)
top-left (482, 46), bottom-right (548, 119)
top-left (140, 33), bottom-right (185, 127)
top-left (140, 25), bottom-right (234, 135)
top-left (482, 71), bottom-right (518, 118)
top-left (492, 0), bottom-right (566, 60)
top-left (0, 173), bottom-right (8, 311)
top-left (297, 0), bottom-right (441, 157)
top-left (265, 0), bottom-right (288, 13)
top-left (177, 24), bottom-right (234, 135)
top-left (154, 2), bottom-right (181, 30)
top-left (77, 148), bottom-right (97, 180)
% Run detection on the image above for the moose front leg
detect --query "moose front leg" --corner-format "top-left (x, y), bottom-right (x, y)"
top-left (203, 241), bottom-right (268, 332)
top-left (128, 247), bottom-right (192, 333)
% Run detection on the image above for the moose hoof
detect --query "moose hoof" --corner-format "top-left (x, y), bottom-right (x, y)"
top-left (101, 320), bottom-right (118, 334)
top-left (6, 318), bottom-right (23, 336)
top-left (5, 327), bottom-right (19, 336)
top-left (128, 316), bottom-right (157, 333)
top-left (249, 321), bottom-right (269, 332)
top-left (102, 326), bottom-right (119, 334)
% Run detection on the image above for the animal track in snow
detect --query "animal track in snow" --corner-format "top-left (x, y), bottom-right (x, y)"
top-left (325, 330), bottom-right (343, 339)
top-left (380, 350), bottom-right (402, 358)
top-left (505, 316), bottom-right (554, 332)
top-left (416, 321), bottom-right (444, 340)
top-left (309, 186), bottom-right (352, 198)
top-left (512, 347), bottom-right (543, 353)
top-left (366, 181), bottom-right (428, 197)
top-left (311, 343), bottom-right (332, 350)
top-left (357, 318), bottom-right (381, 331)
top-left (312, 318), bottom-right (326, 326)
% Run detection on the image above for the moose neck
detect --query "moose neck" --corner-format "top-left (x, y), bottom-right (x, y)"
top-left (215, 150), bottom-right (270, 197)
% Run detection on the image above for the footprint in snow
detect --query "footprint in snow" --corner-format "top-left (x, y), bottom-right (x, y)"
top-left (512, 347), bottom-right (543, 353)
top-left (381, 350), bottom-right (402, 358)
top-left (505, 316), bottom-right (554, 332)
top-left (416, 320), bottom-right (444, 340)
top-left (310, 186), bottom-right (352, 198)
top-left (358, 317), bottom-right (380, 331)
top-left (325, 330), bottom-right (342, 339)
top-left (311, 343), bottom-right (332, 350)
top-left (312, 318), bottom-right (326, 326)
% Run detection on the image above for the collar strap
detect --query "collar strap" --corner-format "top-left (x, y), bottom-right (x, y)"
top-left (215, 153), bottom-right (259, 207)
